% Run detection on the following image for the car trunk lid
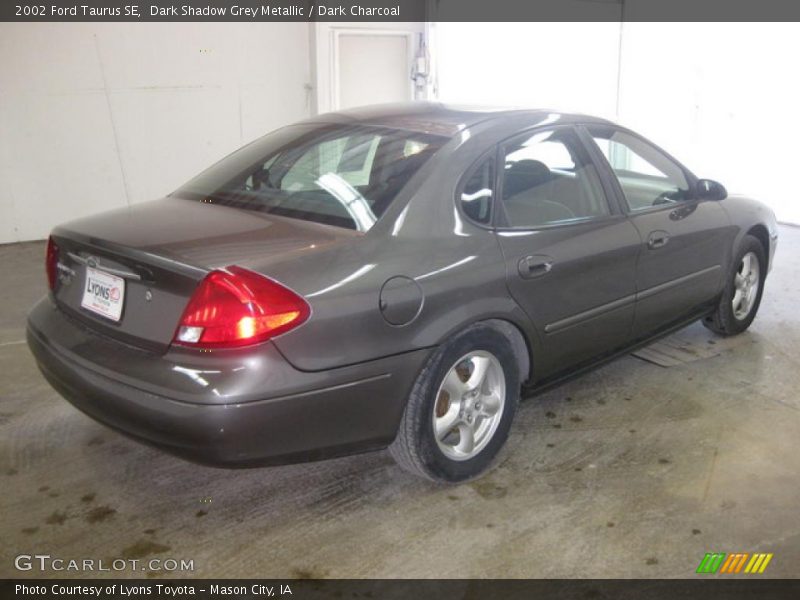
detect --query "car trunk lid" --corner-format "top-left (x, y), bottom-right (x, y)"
top-left (50, 196), bottom-right (357, 353)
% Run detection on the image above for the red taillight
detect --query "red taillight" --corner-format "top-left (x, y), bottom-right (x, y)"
top-left (173, 266), bottom-right (310, 349)
top-left (46, 236), bottom-right (59, 291)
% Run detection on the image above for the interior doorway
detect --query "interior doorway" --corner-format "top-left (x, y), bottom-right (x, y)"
top-left (335, 31), bottom-right (413, 110)
top-left (312, 24), bottom-right (426, 114)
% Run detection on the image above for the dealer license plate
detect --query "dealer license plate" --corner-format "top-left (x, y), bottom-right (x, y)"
top-left (81, 266), bottom-right (125, 322)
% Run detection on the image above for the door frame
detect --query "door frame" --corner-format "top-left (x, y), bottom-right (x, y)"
top-left (312, 24), bottom-right (422, 114)
top-left (575, 123), bottom-right (701, 216)
top-left (487, 122), bottom-right (642, 377)
top-left (492, 123), bottom-right (627, 230)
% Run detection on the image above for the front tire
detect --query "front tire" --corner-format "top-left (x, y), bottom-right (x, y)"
top-left (389, 323), bottom-right (520, 483)
top-left (703, 234), bottom-right (766, 336)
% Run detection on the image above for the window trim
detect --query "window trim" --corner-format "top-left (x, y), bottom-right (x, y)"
top-left (455, 148), bottom-right (499, 229)
top-left (493, 124), bottom-right (622, 232)
top-left (578, 124), bottom-right (701, 217)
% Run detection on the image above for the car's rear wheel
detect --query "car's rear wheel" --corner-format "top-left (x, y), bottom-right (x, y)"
top-left (703, 234), bottom-right (766, 336)
top-left (389, 323), bottom-right (519, 482)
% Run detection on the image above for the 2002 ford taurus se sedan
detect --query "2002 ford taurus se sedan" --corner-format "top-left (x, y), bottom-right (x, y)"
top-left (27, 103), bottom-right (778, 482)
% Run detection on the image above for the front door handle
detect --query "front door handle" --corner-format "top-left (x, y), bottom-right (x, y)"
top-left (647, 231), bottom-right (670, 249)
top-left (518, 255), bottom-right (554, 279)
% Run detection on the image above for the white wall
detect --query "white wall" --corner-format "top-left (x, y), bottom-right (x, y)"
top-left (0, 23), bottom-right (312, 243)
top-left (434, 22), bottom-right (800, 224)
top-left (618, 22), bottom-right (800, 225)
top-left (434, 22), bottom-right (623, 118)
top-left (6, 22), bottom-right (798, 243)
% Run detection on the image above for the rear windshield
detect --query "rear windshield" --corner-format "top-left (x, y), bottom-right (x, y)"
top-left (173, 124), bottom-right (449, 232)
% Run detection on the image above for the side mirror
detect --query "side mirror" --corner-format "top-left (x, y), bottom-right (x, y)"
top-left (695, 179), bottom-right (727, 201)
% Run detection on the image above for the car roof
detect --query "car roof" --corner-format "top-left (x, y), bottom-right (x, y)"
top-left (302, 101), bottom-right (616, 136)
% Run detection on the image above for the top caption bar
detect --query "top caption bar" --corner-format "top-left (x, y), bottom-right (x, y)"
top-left (4, 1), bottom-right (426, 21)
top-left (4, 0), bottom-right (800, 22)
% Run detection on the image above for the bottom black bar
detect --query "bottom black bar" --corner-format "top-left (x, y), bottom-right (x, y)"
top-left (2, 579), bottom-right (800, 600)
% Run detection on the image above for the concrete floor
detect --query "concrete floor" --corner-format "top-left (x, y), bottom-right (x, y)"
top-left (1, 227), bottom-right (798, 579)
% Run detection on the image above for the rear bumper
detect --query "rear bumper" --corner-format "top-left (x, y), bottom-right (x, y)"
top-left (27, 297), bottom-right (430, 466)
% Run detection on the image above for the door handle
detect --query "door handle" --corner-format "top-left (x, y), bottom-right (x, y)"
top-left (518, 255), bottom-right (554, 279)
top-left (647, 231), bottom-right (670, 249)
top-left (67, 252), bottom-right (143, 280)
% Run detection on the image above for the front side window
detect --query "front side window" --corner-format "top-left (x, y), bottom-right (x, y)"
top-left (174, 124), bottom-right (448, 231)
top-left (500, 128), bottom-right (610, 228)
top-left (587, 127), bottom-right (690, 212)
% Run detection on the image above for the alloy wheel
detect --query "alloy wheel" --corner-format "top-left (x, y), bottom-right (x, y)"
top-left (432, 351), bottom-right (506, 461)
top-left (732, 251), bottom-right (760, 320)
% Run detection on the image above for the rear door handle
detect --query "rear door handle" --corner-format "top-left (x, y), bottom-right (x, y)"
top-left (647, 231), bottom-right (670, 249)
top-left (518, 255), bottom-right (554, 279)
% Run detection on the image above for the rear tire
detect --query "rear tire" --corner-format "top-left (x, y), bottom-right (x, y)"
top-left (389, 323), bottom-right (520, 483)
top-left (703, 234), bottom-right (766, 336)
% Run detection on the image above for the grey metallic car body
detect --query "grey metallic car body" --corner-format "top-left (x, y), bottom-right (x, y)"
top-left (27, 102), bottom-right (778, 467)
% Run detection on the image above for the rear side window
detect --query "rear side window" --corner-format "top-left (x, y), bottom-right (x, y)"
top-left (499, 128), bottom-right (610, 228)
top-left (588, 127), bottom-right (690, 211)
top-left (175, 125), bottom-right (448, 231)
top-left (460, 155), bottom-right (494, 225)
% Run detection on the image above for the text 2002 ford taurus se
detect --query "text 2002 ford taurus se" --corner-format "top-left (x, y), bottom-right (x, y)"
top-left (27, 103), bottom-right (778, 482)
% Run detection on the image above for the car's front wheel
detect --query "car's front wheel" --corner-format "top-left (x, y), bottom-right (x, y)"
top-left (389, 323), bottom-right (520, 482)
top-left (703, 234), bottom-right (766, 336)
